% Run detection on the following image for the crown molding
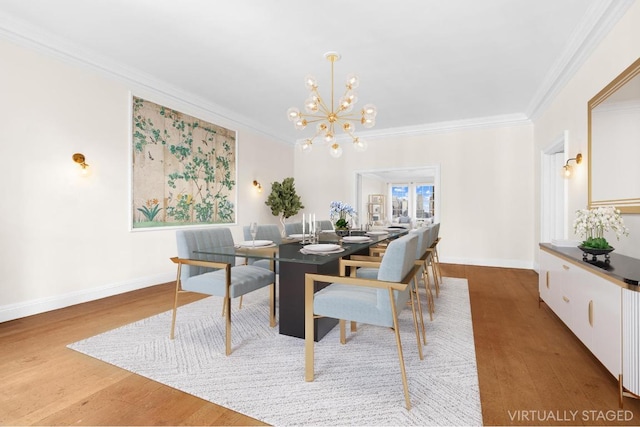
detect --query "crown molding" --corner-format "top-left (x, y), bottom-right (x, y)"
top-left (321, 113), bottom-right (531, 144)
top-left (526, 0), bottom-right (635, 120)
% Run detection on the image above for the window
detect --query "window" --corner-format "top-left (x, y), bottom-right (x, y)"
top-left (390, 183), bottom-right (435, 223)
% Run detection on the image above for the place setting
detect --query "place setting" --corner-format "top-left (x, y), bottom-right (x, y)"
top-left (236, 239), bottom-right (276, 249)
top-left (340, 235), bottom-right (373, 244)
top-left (299, 243), bottom-right (345, 255)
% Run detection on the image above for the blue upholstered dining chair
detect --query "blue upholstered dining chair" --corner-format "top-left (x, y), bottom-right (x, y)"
top-left (315, 220), bottom-right (334, 231)
top-left (304, 233), bottom-right (422, 410)
top-left (242, 224), bottom-right (282, 273)
top-left (346, 227), bottom-right (431, 339)
top-left (284, 222), bottom-right (303, 236)
top-left (170, 227), bottom-right (276, 355)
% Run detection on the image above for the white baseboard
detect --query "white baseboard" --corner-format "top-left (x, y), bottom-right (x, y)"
top-left (0, 273), bottom-right (174, 323)
top-left (441, 256), bottom-right (534, 270)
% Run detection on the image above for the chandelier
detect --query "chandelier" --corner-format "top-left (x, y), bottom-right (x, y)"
top-left (286, 51), bottom-right (377, 158)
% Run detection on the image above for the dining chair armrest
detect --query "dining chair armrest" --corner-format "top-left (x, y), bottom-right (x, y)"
top-left (369, 246), bottom-right (387, 257)
top-left (349, 255), bottom-right (383, 262)
top-left (170, 256), bottom-right (229, 270)
top-left (339, 258), bottom-right (383, 276)
top-left (305, 272), bottom-right (408, 292)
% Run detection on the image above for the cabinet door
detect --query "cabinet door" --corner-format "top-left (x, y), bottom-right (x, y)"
top-left (539, 252), bottom-right (551, 303)
top-left (592, 276), bottom-right (621, 376)
top-left (570, 266), bottom-right (594, 349)
top-left (540, 250), bottom-right (571, 324)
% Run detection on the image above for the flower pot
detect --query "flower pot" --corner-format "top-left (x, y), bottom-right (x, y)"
top-left (335, 228), bottom-right (350, 237)
top-left (578, 244), bottom-right (614, 263)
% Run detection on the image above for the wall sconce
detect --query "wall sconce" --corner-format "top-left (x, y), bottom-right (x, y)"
top-left (72, 153), bottom-right (90, 176)
top-left (252, 180), bottom-right (262, 193)
top-left (563, 153), bottom-right (582, 178)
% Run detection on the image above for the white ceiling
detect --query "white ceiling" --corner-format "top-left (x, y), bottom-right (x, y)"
top-left (0, 0), bottom-right (633, 144)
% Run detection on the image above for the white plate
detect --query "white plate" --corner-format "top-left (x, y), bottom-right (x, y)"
top-left (238, 240), bottom-right (273, 247)
top-left (320, 229), bottom-right (336, 233)
top-left (288, 234), bottom-right (311, 239)
top-left (342, 236), bottom-right (371, 242)
top-left (366, 231), bottom-right (388, 235)
top-left (304, 244), bottom-right (340, 252)
top-left (300, 247), bottom-right (345, 255)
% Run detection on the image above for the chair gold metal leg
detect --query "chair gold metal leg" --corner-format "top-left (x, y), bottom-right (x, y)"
top-left (170, 263), bottom-right (182, 340)
top-left (422, 266), bottom-right (434, 320)
top-left (412, 275), bottom-right (427, 346)
top-left (408, 280), bottom-right (424, 359)
top-left (351, 321), bottom-right (357, 332)
top-left (430, 255), bottom-right (440, 297)
top-left (305, 276), bottom-right (315, 382)
top-left (340, 319), bottom-right (346, 344)
top-left (221, 297), bottom-right (228, 316)
top-left (238, 295), bottom-right (243, 310)
top-left (224, 265), bottom-right (232, 356)
top-left (389, 288), bottom-right (411, 410)
top-left (269, 283), bottom-right (276, 327)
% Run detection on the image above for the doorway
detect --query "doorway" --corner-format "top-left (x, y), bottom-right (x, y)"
top-left (540, 131), bottom-right (569, 243)
top-left (354, 166), bottom-right (441, 227)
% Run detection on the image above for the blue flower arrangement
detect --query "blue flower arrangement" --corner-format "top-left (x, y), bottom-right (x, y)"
top-left (329, 201), bottom-right (356, 229)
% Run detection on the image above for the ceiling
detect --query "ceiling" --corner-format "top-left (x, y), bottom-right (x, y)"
top-left (0, 0), bottom-right (633, 144)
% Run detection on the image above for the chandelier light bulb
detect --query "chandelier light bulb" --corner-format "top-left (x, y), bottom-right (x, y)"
top-left (353, 138), bottom-right (368, 152)
top-left (294, 118), bottom-right (307, 130)
top-left (304, 97), bottom-right (318, 113)
top-left (346, 73), bottom-right (359, 89)
top-left (329, 143), bottom-right (343, 158)
top-left (361, 117), bottom-right (375, 128)
top-left (287, 107), bottom-right (300, 122)
top-left (299, 139), bottom-right (313, 153)
top-left (304, 74), bottom-right (317, 90)
top-left (324, 131), bottom-right (335, 144)
top-left (362, 104), bottom-right (377, 118)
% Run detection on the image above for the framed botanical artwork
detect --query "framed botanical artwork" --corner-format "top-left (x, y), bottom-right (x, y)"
top-left (130, 96), bottom-right (237, 230)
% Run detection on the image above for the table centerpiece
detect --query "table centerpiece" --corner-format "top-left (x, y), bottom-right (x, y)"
top-left (330, 201), bottom-right (356, 237)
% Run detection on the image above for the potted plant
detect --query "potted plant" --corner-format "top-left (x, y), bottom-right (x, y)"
top-left (265, 177), bottom-right (304, 236)
top-left (573, 206), bottom-right (629, 261)
top-left (330, 201), bottom-right (356, 237)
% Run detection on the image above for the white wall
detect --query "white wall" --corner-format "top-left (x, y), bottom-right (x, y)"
top-left (533, 0), bottom-right (640, 263)
top-left (294, 123), bottom-right (535, 269)
top-left (0, 38), bottom-right (293, 322)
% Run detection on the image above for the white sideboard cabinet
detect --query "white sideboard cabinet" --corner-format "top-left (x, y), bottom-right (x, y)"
top-left (539, 244), bottom-right (640, 406)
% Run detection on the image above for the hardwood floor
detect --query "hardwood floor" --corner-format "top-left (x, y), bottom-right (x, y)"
top-left (1, 264), bottom-right (639, 426)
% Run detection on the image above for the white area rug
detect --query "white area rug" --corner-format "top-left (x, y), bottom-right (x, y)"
top-left (68, 277), bottom-right (481, 426)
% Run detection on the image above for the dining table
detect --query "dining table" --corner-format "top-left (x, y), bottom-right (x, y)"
top-left (193, 228), bottom-right (408, 341)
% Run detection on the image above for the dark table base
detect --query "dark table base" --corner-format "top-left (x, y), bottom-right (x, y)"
top-left (278, 259), bottom-right (339, 341)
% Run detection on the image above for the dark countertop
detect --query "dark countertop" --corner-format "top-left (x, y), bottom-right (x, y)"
top-left (540, 243), bottom-right (640, 289)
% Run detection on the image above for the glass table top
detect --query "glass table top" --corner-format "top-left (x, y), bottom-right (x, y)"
top-left (192, 229), bottom-right (408, 265)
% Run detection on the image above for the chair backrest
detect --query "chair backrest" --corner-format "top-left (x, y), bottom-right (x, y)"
top-left (432, 222), bottom-right (440, 241)
top-left (284, 222), bottom-right (303, 236)
top-left (375, 233), bottom-right (418, 316)
top-left (176, 228), bottom-right (236, 282)
top-left (242, 224), bottom-right (282, 244)
top-left (398, 215), bottom-right (411, 224)
top-left (315, 220), bottom-right (334, 231)
top-left (410, 227), bottom-right (430, 259)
